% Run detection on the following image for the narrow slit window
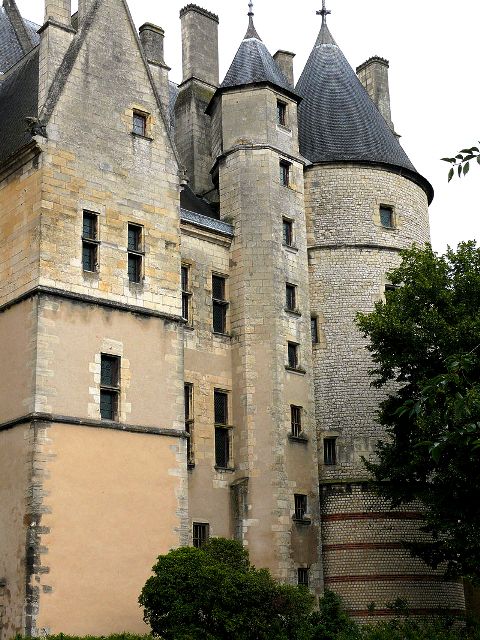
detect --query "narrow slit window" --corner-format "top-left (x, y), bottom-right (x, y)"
top-left (214, 389), bottom-right (230, 469)
top-left (192, 522), bottom-right (209, 548)
top-left (100, 354), bottom-right (120, 421)
top-left (181, 265), bottom-right (192, 324)
top-left (128, 223), bottom-right (143, 283)
top-left (279, 160), bottom-right (291, 187)
top-left (283, 218), bottom-right (293, 247)
top-left (286, 283), bottom-right (296, 312)
top-left (185, 383), bottom-right (194, 466)
top-left (277, 100), bottom-right (287, 126)
top-left (287, 342), bottom-right (299, 369)
top-left (291, 405), bottom-right (302, 438)
top-left (324, 437), bottom-right (337, 465)
top-left (311, 317), bottom-right (319, 344)
top-left (212, 274), bottom-right (228, 334)
top-left (82, 211), bottom-right (99, 272)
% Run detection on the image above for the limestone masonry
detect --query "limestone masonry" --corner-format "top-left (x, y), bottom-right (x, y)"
top-left (0, 0), bottom-right (465, 636)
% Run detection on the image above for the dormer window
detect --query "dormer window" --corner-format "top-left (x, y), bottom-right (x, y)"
top-left (133, 111), bottom-right (147, 137)
top-left (277, 100), bottom-right (287, 126)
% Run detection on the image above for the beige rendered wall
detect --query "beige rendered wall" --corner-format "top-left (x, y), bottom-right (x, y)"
top-left (0, 158), bottom-right (41, 307)
top-left (33, 423), bottom-right (185, 636)
top-left (0, 424), bottom-right (30, 640)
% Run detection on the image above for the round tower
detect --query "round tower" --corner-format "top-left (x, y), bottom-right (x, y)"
top-left (296, 11), bottom-right (465, 620)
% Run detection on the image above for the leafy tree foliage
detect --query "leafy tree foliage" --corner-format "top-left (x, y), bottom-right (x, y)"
top-left (356, 242), bottom-right (480, 582)
top-left (139, 538), bottom-right (314, 640)
top-left (442, 144), bottom-right (480, 181)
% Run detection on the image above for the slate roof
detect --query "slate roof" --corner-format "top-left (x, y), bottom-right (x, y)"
top-left (181, 209), bottom-right (233, 237)
top-left (0, 6), bottom-right (39, 74)
top-left (0, 46), bottom-right (39, 163)
top-left (296, 22), bottom-right (417, 173)
top-left (220, 16), bottom-right (295, 97)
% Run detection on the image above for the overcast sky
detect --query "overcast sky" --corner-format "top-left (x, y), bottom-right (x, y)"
top-left (17, 0), bottom-right (479, 253)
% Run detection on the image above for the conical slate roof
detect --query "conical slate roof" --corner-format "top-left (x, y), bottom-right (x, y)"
top-left (220, 16), bottom-right (294, 95)
top-left (296, 22), bottom-right (417, 173)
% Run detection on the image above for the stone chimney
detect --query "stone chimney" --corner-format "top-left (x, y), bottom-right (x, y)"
top-left (139, 23), bottom-right (171, 121)
top-left (175, 5), bottom-right (219, 197)
top-left (38, 0), bottom-right (75, 111)
top-left (356, 56), bottom-right (395, 133)
top-left (273, 50), bottom-right (295, 87)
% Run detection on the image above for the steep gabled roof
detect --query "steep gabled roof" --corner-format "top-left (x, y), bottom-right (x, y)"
top-left (0, 46), bottom-right (38, 163)
top-left (0, 3), bottom-right (39, 74)
top-left (296, 22), bottom-right (418, 174)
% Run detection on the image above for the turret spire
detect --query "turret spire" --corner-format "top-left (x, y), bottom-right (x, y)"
top-left (244, 0), bottom-right (261, 40)
top-left (316, 0), bottom-right (331, 24)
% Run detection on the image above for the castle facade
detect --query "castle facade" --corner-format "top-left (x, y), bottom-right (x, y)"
top-left (0, 0), bottom-right (465, 636)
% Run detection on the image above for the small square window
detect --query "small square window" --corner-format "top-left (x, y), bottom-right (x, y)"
top-left (286, 283), bottom-right (296, 311)
top-left (287, 342), bottom-right (299, 369)
top-left (291, 405), bottom-right (302, 438)
top-left (133, 112), bottom-right (147, 136)
top-left (324, 437), bottom-right (337, 465)
top-left (277, 101), bottom-right (287, 126)
top-left (294, 494), bottom-right (308, 520)
top-left (283, 218), bottom-right (293, 247)
top-left (193, 522), bottom-right (209, 548)
top-left (279, 160), bottom-right (291, 187)
top-left (311, 317), bottom-right (319, 344)
top-left (298, 568), bottom-right (309, 587)
top-left (380, 205), bottom-right (394, 229)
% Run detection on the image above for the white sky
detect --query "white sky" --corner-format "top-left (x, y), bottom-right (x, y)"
top-left (17, 0), bottom-right (480, 253)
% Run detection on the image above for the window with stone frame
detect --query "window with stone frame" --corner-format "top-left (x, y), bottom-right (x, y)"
top-left (100, 354), bottom-right (120, 421)
top-left (192, 522), bottom-right (209, 548)
top-left (311, 316), bottom-right (319, 344)
top-left (380, 205), bottom-right (394, 229)
top-left (297, 567), bottom-right (309, 587)
top-left (324, 437), bottom-right (337, 465)
top-left (290, 405), bottom-right (302, 438)
top-left (132, 111), bottom-right (147, 136)
top-left (128, 223), bottom-right (144, 283)
top-left (181, 264), bottom-right (192, 324)
top-left (287, 341), bottom-right (299, 369)
top-left (279, 159), bottom-right (291, 187)
top-left (185, 383), bottom-right (194, 466)
top-left (277, 100), bottom-right (287, 126)
top-left (283, 217), bottom-right (294, 247)
top-left (82, 211), bottom-right (99, 272)
top-left (214, 389), bottom-right (231, 469)
top-left (294, 493), bottom-right (308, 520)
top-left (212, 274), bottom-right (228, 334)
top-left (285, 283), bottom-right (297, 312)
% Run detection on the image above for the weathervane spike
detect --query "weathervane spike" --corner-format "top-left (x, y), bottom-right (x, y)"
top-left (248, 0), bottom-right (254, 17)
top-left (316, 0), bottom-right (331, 24)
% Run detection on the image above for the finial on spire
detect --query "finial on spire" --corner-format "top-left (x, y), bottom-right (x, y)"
top-left (316, 0), bottom-right (331, 24)
top-left (248, 1), bottom-right (254, 17)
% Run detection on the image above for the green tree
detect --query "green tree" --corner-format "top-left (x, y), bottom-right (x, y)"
top-left (356, 242), bottom-right (480, 582)
top-left (139, 538), bottom-right (315, 640)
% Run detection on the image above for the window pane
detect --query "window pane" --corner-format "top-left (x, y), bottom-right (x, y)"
top-left (83, 212), bottom-right (97, 239)
top-left (277, 101), bottom-right (286, 126)
top-left (298, 568), bottom-right (309, 587)
top-left (181, 266), bottom-right (189, 291)
top-left (380, 206), bottom-right (393, 228)
top-left (214, 391), bottom-right (228, 425)
top-left (213, 302), bottom-right (226, 333)
top-left (286, 284), bottom-right (296, 310)
top-left (294, 494), bottom-right (307, 519)
top-left (101, 355), bottom-right (119, 387)
top-left (212, 275), bottom-right (225, 300)
top-left (311, 317), bottom-right (318, 344)
top-left (184, 384), bottom-right (192, 420)
top-left (193, 523), bottom-right (209, 548)
top-left (291, 405), bottom-right (302, 437)
top-left (324, 438), bottom-right (337, 465)
top-left (288, 343), bottom-right (298, 368)
top-left (82, 243), bottom-right (96, 272)
top-left (215, 427), bottom-right (229, 468)
top-left (128, 224), bottom-right (141, 251)
top-left (100, 390), bottom-right (116, 420)
top-left (280, 161), bottom-right (290, 186)
top-left (128, 254), bottom-right (142, 283)
top-left (283, 219), bottom-right (292, 246)
top-left (133, 113), bottom-right (146, 136)
top-left (182, 293), bottom-right (190, 322)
